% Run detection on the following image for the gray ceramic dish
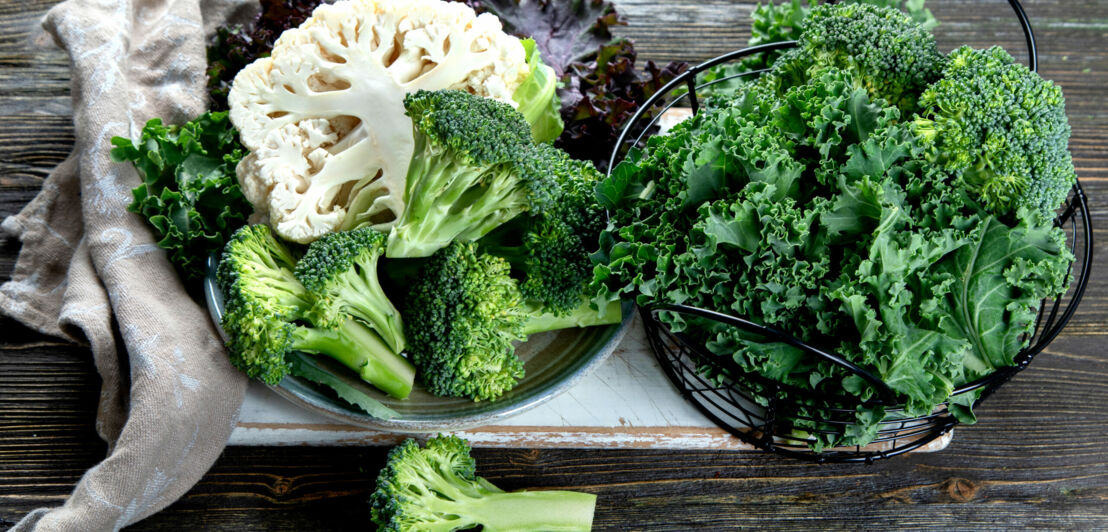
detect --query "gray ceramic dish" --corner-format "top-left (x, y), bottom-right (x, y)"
top-left (205, 255), bottom-right (632, 432)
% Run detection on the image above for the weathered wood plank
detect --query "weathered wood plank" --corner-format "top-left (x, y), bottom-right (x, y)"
top-left (1, 0), bottom-right (1107, 530)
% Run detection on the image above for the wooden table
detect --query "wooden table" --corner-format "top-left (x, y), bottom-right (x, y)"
top-left (2, 0), bottom-right (1107, 529)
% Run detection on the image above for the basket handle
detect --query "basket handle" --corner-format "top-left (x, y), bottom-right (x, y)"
top-left (647, 302), bottom-right (900, 404)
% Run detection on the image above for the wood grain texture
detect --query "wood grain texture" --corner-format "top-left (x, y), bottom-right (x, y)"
top-left (1, 0), bottom-right (1107, 530)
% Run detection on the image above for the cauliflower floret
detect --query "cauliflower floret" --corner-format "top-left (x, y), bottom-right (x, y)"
top-left (229, 0), bottom-right (533, 243)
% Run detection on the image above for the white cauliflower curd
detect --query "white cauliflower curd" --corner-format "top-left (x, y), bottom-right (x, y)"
top-left (229, 0), bottom-right (535, 243)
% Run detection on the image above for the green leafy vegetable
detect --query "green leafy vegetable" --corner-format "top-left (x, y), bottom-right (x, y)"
top-left (110, 111), bottom-right (251, 281)
top-left (593, 3), bottom-right (1075, 449)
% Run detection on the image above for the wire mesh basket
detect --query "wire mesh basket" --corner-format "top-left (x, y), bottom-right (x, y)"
top-left (610, 0), bottom-right (1093, 462)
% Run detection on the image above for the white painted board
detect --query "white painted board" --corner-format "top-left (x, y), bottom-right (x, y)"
top-left (229, 315), bottom-right (953, 452)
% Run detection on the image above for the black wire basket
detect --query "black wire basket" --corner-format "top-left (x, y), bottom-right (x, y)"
top-left (609, 0), bottom-right (1093, 463)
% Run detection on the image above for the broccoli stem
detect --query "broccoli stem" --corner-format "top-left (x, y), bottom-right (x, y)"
top-left (340, 259), bottom-right (406, 353)
top-left (431, 490), bottom-right (597, 532)
top-left (521, 299), bottom-right (623, 336)
top-left (474, 490), bottom-right (597, 532)
top-left (388, 139), bottom-right (528, 258)
top-left (292, 319), bottom-right (415, 399)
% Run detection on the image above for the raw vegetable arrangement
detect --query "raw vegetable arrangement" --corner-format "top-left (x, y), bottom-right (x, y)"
top-left (108, 0), bottom-right (1076, 469)
top-left (592, 2), bottom-right (1077, 449)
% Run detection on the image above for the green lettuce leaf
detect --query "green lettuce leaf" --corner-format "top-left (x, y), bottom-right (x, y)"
top-left (110, 111), bottom-right (251, 281)
top-left (512, 38), bottom-right (564, 143)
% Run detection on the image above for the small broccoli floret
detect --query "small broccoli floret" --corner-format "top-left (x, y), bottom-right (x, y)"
top-left (294, 227), bottom-right (405, 354)
top-left (779, 3), bottom-right (942, 111)
top-left (480, 146), bottom-right (608, 315)
top-left (403, 241), bottom-right (622, 401)
top-left (370, 435), bottom-right (596, 532)
top-left (402, 241), bottom-right (527, 401)
top-left (218, 225), bottom-right (415, 398)
top-left (386, 90), bottom-right (556, 258)
top-left (913, 46), bottom-right (1076, 217)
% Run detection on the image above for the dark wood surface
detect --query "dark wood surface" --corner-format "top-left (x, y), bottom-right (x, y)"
top-left (2, 0), bottom-right (1107, 530)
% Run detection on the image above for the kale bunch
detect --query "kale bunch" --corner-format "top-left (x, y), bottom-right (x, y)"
top-left (593, 3), bottom-right (1075, 450)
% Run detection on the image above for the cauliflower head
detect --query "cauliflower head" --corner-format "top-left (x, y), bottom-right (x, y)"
top-left (229, 0), bottom-right (539, 243)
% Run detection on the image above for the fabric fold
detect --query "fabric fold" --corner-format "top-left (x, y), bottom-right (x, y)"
top-left (2, 0), bottom-right (253, 529)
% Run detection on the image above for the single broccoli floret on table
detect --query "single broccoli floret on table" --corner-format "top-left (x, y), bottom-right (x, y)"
top-left (294, 227), bottom-right (405, 354)
top-left (386, 89), bottom-right (556, 258)
top-left (770, 2), bottom-right (942, 111)
top-left (480, 145), bottom-right (608, 315)
top-left (403, 241), bottom-right (621, 401)
top-left (913, 46), bottom-right (1076, 218)
top-left (218, 224), bottom-right (415, 398)
top-left (370, 434), bottom-right (596, 532)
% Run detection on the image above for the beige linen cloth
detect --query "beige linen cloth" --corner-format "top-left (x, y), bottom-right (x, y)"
top-left (1, 0), bottom-right (259, 529)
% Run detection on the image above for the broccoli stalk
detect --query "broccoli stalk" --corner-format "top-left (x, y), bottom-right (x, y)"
top-left (386, 90), bottom-right (555, 259)
top-left (218, 224), bottom-right (415, 398)
top-left (288, 318), bottom-right (414, 399)
top-left (371, 435), bottom-right (596, 532)
top-left (295, 227), bottom-right (405, 354)
top-left (521, 298), bottom-right (624, 336)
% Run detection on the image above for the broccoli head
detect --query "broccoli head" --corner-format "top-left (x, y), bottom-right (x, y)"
top-left (403, 241), bottom-right (622, 401)
top-left (777, 2), bottom-right (942, 111)
top-left (480, 145), bottom-right (607, 315)
top-left (402, 241), bottom-right (527, 401)
top-left (294, 227), bottom-right (405, 354)
top-left (370, 435), bottom-right (596, 532)
top-left (913, 46), bottom-right (1076, 218)
top-left (386, 89), bottom-right (556, 258)
top-left (218, 224), bottom-right (415, 398)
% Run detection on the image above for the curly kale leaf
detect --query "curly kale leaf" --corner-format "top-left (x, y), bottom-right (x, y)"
top-left (593, 52), bottom-right (1076, 449)
top-left (110, 111), bottom-right (251, 281)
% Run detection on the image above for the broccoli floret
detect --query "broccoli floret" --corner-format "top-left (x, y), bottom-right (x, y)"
top-left (480, 146), bottom-right (607, 315)
top-left (403, 241), bottom-right (621, 401)
top-left (218, 224), bottom-right (415, 398)
top-left (402, 241), bottom-right (526, 401)
top-left (773, 3), bottom-right (942, 111)
top-left (294, 227), bottom-right (405, 354)
top-left (370, 435), bottom-right (596, 532)
top-left (913, 46), bottom-right (1076, 217)
top-left (386, 89), bottom-right (556, 258)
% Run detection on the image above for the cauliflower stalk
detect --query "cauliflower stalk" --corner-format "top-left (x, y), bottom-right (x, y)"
top-left (229, 0), bottom-right (561, 243)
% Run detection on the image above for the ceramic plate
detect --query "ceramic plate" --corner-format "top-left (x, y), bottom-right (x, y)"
top-left (204, 256), bottom-right (632, 432)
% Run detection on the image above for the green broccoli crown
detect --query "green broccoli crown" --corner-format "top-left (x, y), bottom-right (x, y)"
top-left (370, 435), bottom-right (597, 532)
top-left (370, 435), bottom-right (488, 532)
top-left (387, 90), bottom-right (558, 258)
top-left (402, 241), bottom-right (526, 401)
top-left (218, 225), bottom-right (310, 384)
top-left (797, 2), bottom-right (942, 110)
top-left (218, 225), bottom-right (415, 396)
top-left (294, 227), bottom-right (406, 353)
top-left (914, 46), bottom-right (1075, 217)
top-left (404, 89), bottom-right (533, 167)
top-left (480, 146), bottom-right (607, 315)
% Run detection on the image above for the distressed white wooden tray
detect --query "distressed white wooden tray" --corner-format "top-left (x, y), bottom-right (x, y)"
top-left (228, 314), bottom-right (954, 451)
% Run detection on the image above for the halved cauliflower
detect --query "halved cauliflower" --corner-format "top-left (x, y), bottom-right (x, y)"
top-left (229, 0), bottom-right (550, 243)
